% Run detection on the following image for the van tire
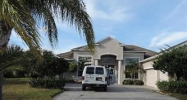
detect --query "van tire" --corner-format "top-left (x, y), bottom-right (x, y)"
top-left (103, 87), bottom-right (107, 91)
top-left (82, 86), bottom-right (86, 91)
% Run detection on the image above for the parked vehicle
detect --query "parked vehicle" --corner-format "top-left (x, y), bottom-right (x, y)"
top-left (82, 65), bottom-right (108, 91)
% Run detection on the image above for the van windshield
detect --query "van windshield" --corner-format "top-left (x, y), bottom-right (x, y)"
top-left (96, 67), bottom-right (104, 74)
top-left (86, 67), bottom-right (94, 74)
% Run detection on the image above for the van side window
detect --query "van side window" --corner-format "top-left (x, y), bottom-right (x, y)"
top-left (96, 67), bottom-right (104, 74)
top-left (86, 67), bottom-right (94, 74)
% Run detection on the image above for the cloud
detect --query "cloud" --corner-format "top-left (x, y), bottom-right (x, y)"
top-left (84, 0), bottom-right (132, 21)
top-left (150, 31), bottom-right (187, 47)
top-left (165, 0), bottom-right (187, 21)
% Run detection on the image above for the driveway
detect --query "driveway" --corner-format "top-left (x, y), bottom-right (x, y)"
top-left (53, 83), bottom-right (177, 100)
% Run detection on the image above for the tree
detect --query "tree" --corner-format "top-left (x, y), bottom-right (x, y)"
top-left (0, 0), bottom-right (95, 53)
top-left (22, 50), bottom-right (69, 79)
top-left (153, 46), bottom-right (187, 80)
top-left (0, 1), bottom-right (95, 99)
top-left (0, 45), bottom-right (23, 100)
top-left (124, 61), bottom-right (145, 80)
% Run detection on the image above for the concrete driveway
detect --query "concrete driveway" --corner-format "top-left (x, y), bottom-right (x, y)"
top-left (53, 83), bottom-right (177, 100)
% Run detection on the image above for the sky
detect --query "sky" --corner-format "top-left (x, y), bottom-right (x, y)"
top-left (9, 0), bottom-right (187, 54)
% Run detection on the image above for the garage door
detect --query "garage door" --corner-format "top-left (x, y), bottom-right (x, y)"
top-left (146, 69), bottom-right (157, 88)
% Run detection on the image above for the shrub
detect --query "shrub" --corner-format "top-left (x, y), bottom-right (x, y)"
top-left (29, 78), bottom-right (66, 89)
top-left (157, 81), bottom-right (187, 94)
top-left (134, 80), bottom-right (144, 85)
top-left (123, 80), bottom-right (133, 85)
top-left (122, 80), bottom-right (144, 85)
top-left (65, 79), bottom-right (75, 83)
top-left (69, 62), bottom-right (77, 72)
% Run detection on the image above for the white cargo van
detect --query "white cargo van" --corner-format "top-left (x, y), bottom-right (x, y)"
top-left (82, 65), bottom-right (108, 91)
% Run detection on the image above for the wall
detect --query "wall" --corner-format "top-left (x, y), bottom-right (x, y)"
top-left (94, 39), bottom-right (123, 60)
top-left (141, 60), bottom-right (169, 88)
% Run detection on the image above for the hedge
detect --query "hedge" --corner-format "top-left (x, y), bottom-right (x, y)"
top-left (29, 78), bottom-right (66, 89)
top-left (122, 80), bottom-right (144, 85)
top-left (157, 81), bottom-right (187, 94)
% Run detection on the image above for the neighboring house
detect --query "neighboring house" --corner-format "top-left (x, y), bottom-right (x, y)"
top-left (58, 37), bottom-right (157, 84)
top-left (140, 40), bottom-right (187, 88)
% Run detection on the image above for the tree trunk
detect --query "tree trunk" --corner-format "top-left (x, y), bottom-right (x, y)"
top-left (0, 20), bottom-right (12, 50)
top-left (0, 20), bottom-right (12, 100)
top-left (0, 73), bottom-right (3, 100)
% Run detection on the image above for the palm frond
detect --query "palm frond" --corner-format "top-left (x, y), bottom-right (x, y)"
top-left (0, 45), bottom-right (23, 73)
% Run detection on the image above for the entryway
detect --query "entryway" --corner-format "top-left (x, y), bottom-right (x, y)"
top-left (106, 65), bottom-right (115, 84)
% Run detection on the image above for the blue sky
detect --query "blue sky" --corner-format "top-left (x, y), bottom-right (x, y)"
top-left (9, 0), bottom-right (187, 54)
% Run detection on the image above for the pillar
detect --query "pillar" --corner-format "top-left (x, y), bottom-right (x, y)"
top-left (118, 60), bottom-right (122, 84)
top-left (95, 59), bottom-right (98, 65)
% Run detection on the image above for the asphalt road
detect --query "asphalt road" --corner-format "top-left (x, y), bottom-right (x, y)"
top-left (53, 83), bottom-right (177, 100)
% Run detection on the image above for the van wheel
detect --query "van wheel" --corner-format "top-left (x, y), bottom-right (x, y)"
top-left (103, 87), bottom-right (107, 91)
top-left (82, 86), bottom-right (86, 91)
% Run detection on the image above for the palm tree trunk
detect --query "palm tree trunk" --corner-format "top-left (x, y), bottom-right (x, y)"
top-left (0, 20), bottom-right (12, 100)
top-left (0, 73), bottom-right (3, 100)
top-left (0, 20), bottom-right (12, 50)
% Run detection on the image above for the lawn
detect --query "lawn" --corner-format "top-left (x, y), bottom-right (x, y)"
top-left (3, 78), bottom-right (62, 100)
top-left (169, 93), bottom-right (187, 100)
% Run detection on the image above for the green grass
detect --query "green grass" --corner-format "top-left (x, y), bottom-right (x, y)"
top-left (169, 93), bottom-right (187, 100)
top-left (3, 78), bottom-right (62, 100)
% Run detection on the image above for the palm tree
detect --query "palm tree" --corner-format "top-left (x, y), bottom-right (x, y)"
top-left (0, 0), bottom-right (95, 53)
top-left (0, 45), bottom-right (23, 100)
top-left (0, 1), bottom-right (94, 99)
top-left (125, 61), bottom-right (145, 80)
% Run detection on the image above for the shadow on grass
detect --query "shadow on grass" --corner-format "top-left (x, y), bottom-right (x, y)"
top-left (4, 78), bottom-right (29, 84)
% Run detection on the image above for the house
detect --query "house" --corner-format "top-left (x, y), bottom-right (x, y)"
top-left (140, 40), bottom-right (187, 88)
top-left (58, 37), bottom-right (157, 84)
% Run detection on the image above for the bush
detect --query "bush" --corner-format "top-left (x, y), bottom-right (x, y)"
top-left (157, 81), bottom-right (187, 94)
top-left (123, 80), bottom-right (133, 85)
top-left (134, 80), bottom-right (144, 85)
top-left (65, 79), bottom-right (75, 83)
top-left (122, 80), bottom-right (144, 85)
top-left (29, 78), bottom-right (66, 89)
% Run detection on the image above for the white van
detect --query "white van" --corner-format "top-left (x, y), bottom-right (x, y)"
top-left (82, 65), bottom-right (108, 91)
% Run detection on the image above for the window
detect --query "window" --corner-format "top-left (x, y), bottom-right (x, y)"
top-left (77, 56), bottom-right (92, 76)
top-left (96, 67), bottom-right (104, 74)
top-left (78, 56), bottom-right (92, 64)
top-left (86, 67), bottom-right (94, 74)
top-left (125, 58), bottom-right (139, 79)
top-left (125, 58), bottom-right (139, 65)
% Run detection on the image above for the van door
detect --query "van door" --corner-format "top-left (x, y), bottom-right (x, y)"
top-left (85, 67), bottom-right (95, 83)
top-left (95, 67), bottom-right (105, 83)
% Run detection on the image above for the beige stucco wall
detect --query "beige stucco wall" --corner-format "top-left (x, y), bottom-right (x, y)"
top-left (62, 72), bottom-right (77, 80)
top-left (141, 60), bottom-right (169, 88)
top-left (94, 39), bottom-right (123, 60)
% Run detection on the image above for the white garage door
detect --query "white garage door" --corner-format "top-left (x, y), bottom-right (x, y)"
top-left (146, 69), bottom-right (157, 88)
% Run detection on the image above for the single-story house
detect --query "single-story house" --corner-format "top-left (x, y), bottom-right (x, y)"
top-left (140, 40), bottom-right (187, 88)
top-left (58, 37), bottom-right (157, 84)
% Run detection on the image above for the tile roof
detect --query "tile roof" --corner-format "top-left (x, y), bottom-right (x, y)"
top-left (124, 45), bottom-right (158, 58)
top-left (57, 51), bottom-right (73, 59)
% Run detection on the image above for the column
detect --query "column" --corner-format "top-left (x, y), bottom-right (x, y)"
top-left (95, 59), bottom-right (98, 65)
top-left (118, 60), bottom-right (122, 84)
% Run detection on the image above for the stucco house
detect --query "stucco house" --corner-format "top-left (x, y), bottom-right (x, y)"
top-left (58, 37), bottom-right (157, 84)
top-left (140, 40), bottom-right (187, 88)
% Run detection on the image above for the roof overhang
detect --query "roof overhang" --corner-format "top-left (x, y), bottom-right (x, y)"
top-left (140, 55), bottom-right (158, 63)
top-left (123, 51), bottom-right (147, 53)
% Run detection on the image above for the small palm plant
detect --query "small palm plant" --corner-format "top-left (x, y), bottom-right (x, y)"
top-left (124, 61), bottom-right (145, 80)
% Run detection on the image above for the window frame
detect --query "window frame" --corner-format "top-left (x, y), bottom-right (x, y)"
top-left (124, 57), bottom-right (140, 79)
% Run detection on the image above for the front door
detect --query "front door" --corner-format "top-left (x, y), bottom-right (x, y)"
top-left (107, 65), bottom-right (115, 84)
